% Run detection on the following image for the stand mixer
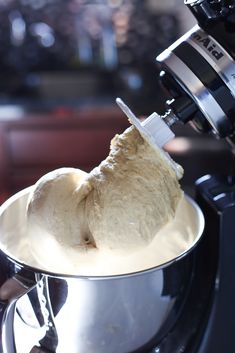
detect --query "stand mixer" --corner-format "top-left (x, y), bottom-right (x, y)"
top-left (152, 0), bottom-right (235, 351)
top-left (0, 1), bottom-right (235, 353)
top-left (119, 0), bottom-right (235, 351)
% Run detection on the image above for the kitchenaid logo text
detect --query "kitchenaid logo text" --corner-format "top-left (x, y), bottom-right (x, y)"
top-left (191, 32), bottom-right (224, 60)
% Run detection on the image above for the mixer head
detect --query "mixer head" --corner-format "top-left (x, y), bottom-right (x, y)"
top-left (116, 1), bottom-right (235, 148)
top-left (155, 0), bottom-right (235, 146)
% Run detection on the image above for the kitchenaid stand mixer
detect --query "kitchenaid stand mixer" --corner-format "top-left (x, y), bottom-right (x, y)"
top-left (118, 0), bottom-right (235, 351)
top-left (151, 0), bottom-right (235, 351)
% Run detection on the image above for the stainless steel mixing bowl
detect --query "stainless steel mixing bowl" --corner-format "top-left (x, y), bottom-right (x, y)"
top-left (0, 187), bottom-right (204, 353)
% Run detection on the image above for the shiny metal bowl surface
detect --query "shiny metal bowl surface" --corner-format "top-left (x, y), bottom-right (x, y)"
top-left (0, 187), bottom-right (204, 353)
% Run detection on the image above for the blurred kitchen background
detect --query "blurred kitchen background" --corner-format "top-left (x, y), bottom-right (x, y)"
top-left (0, 0), bottom-right (232, 202)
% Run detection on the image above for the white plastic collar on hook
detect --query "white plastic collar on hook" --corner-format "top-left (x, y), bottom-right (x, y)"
top-left (116, 98), bottom-right (174, 148)
top-left (116, 97), bottom-right (182, 179)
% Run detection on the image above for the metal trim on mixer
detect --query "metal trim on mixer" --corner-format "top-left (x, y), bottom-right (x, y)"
top-left (187, 27), bottom-right (235, 99)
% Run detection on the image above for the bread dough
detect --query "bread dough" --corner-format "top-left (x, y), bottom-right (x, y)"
top-left (27, 125), bottom-right (183, 252)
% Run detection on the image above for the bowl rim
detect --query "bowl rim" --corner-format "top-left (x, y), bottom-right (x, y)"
top-left (0, 186), bottom-right (205, 281)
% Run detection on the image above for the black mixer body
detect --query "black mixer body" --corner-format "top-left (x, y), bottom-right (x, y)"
top-left (148, 1), bottom-right (235, 352)
top-left (146, 174), bottom-right (235, 353)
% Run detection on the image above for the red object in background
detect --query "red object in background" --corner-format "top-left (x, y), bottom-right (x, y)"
top-left (52, 107), bottom-right (76, 119)
top-left (0, 106), bottom-right (129, 203)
